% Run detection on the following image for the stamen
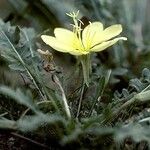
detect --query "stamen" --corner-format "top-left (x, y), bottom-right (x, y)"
top-left (78, 19), bottom-right (84, 25)
top-left (66, 10), bottom-right (79, 18)
top-left (66, 10), bottom-right (85, 51)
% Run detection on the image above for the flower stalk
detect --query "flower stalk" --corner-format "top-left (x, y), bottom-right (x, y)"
top-left (41, 11), bottom-right (127, 118)
top-left (79, 54), bottom-right (91, 87)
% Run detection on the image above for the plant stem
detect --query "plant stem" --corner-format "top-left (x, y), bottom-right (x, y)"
top-left (11, 132), bottom-right (50, 149)
top-left (76, 54), bottom-right (91, 117)
top-left (80, 54), bottom-right (91, 87)
top-left (76, 84), bottom-right (85, 118)
top-left (53, 75), bottom-right (71, 119)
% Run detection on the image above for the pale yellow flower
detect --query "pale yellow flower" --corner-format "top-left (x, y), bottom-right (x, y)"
top-left (41, 13), bottom-right (127, 56)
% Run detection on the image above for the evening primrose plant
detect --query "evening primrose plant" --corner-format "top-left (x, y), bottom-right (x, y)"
top-left (41, 11), bottom-right (127, 86)
top-left (1, 6), bottom-right (150, 149)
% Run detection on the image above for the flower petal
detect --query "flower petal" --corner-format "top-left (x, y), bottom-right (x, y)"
top-left (99, 24), bottom-right (123, 43)
top-left (54, 28), bottom-right (76, 44)
top-left (41, 35), bottom-right (75, 53)
top-left (82, 22), bottom-right (103, 49)
top-left (54, 28), bottom-right (83, 50)
top-left (90, 37), bottom-right (127, 52)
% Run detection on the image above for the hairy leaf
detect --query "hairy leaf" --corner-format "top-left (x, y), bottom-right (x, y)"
top-left (0, 86), bottom-right (39, 113)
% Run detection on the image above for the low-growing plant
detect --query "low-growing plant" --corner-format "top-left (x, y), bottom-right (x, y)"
top-left (1, 0), bottom-right (150, 149)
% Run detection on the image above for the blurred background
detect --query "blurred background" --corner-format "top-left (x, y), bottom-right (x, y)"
top-left (0, 0), bottom-right (150, 91)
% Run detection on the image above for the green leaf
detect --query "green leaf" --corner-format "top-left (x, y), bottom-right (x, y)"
top-left (142, 68), bottom-right (150, 83)
top-left (115, 124), bottom-right (150, 143)
top-left (0, 86), bottom-right (39, 113)
top-left (89, 70), bottom-right (111, 116)
top-left (129, 78), bottom-right (144, 92)
top-left (95, 76), bottom-right (105, 100)
top-left (0, 19), bottom-right (47, 100)
top-left (0, 118), bottom-right (17, 130)
top-left (17, 113), bottom-right (66, 132)
top-left (0, 21), bottom-right (37, 70)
